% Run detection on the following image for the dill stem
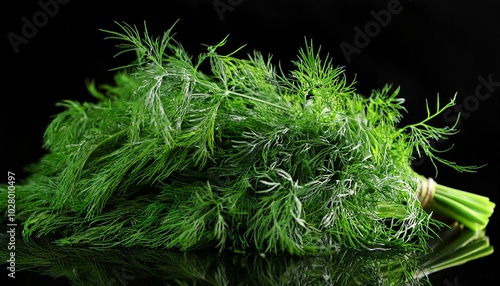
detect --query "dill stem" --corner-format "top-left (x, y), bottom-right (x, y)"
top-left (414, 174), bottom-right (494, 231)
top-left (375, 203), bottom-right (407, 219)
top-left (429, 183), bottom-right (495, 231)
top-left (435, 184), bottom-right (495, 208)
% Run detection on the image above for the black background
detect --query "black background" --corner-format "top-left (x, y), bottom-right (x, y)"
top-left (1, 0), bottom-right (499, 285)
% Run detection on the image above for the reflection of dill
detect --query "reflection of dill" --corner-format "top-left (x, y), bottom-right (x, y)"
top-left (1, 21), bottom-right (493, 259)
top-left (3, 223), bottom-right (493, 286)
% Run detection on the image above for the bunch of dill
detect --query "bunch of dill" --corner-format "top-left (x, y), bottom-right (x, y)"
top-left (2, 21), bottom-right (494, 258)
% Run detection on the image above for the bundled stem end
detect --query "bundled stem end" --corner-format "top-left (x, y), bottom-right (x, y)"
top-left (417, 176), bottom-right (495, 231)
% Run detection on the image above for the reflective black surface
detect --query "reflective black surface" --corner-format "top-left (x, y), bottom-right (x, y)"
top-left (0, 227), bottom-right (489, 285)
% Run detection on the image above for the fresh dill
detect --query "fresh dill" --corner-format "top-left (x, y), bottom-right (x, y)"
top-left (1, 21), bottom-right (495, 260)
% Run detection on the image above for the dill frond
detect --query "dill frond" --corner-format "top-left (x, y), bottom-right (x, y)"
top-left (1, 20), bottom-right (494, 268)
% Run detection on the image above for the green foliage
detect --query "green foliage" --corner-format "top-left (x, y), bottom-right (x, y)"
top-left (0, 21), bottom-right (488, 257)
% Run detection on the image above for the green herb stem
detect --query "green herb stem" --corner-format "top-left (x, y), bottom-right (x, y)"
top-left (416, 175), bottom-right (496, 231)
